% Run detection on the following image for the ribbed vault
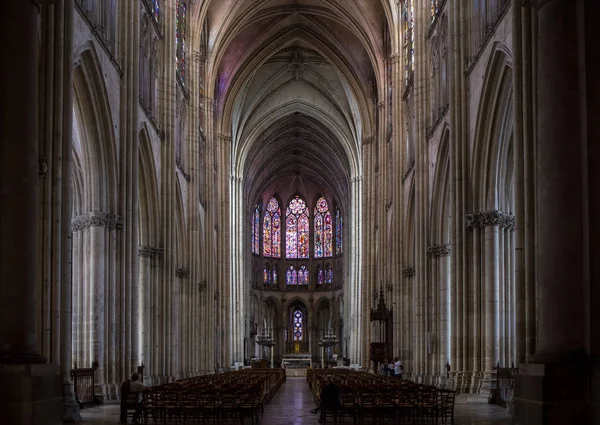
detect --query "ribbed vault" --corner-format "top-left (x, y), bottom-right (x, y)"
top-left (192, 0), bottom-right (391, 207)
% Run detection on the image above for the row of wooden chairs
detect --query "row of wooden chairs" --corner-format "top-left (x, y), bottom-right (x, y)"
top-left (308, 370), bottom-right (455, 424)
top-left (129, 370), bottom-right (285, 424)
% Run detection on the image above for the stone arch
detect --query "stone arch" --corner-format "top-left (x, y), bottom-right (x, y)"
top-left (72, 43), bottom-right (118, 212)
top-left (71, 42), bottom-right (119, 400)
top-left (404, 180), bottom-right (416, 267)
top-left (138, 125), bottom-right (159, 246)
top-left (471, 43), bottom-right (514, 211)
top-left (430, 127), bottom-right (451, 244)
top-left (467, 43), bottom-right (517, 375)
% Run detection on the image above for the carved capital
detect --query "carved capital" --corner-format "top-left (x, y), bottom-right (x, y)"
top-left (138, 246), bottom-right (164, 259)
top-left (198, 281), bottom-right (208, 291)
top-left (403, 267), bottom-right (415, 278)
top-left (427, 244), bottom-right (451, 258)
top-left (377, 101), bottom-right (386, 109)
top-left (362, 136), bottom-right (374, 145)
top-left (71, 211), bottom-right (124, 232)
top-left (465, 210), bottom-right (515, 230)
top-left (176, 267), bottom-right (190, 279)
top-left (38, 158), bottom-right (48, 176)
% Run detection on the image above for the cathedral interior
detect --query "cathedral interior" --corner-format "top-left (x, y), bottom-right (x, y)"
top-left (0, 0), bottom-right (598, 424)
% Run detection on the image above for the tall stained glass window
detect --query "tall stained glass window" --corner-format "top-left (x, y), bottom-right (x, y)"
top-left (336, 209), bottom-right (343, 255)
top-left (272, 267), bottom-right (278, 286)
top-left (293, 310), bottom-right (303, 341)
top-left (286, 266), bottom-right (298, 285)
top-left (314, 196), bottom-right (333, 258)
top-left (316, 265), bottom-right (323, 285)
top-left (403, 0), bottom-right (415, 82)
top-left (263, 266), bottom-right (269, 285)
top-left (176, 0), bottom-right (187, 84)
top-left (263, 198), bottom-right (281, 258)
top-left (298, 265), bottom-right (309, 285)
top-left (252, 205), bottom-right (260, 254)
top-left (286, 196), bottom-right (309, 259)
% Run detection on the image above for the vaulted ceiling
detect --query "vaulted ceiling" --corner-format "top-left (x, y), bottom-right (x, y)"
top-left (192, 0), bottom-right (394, 211)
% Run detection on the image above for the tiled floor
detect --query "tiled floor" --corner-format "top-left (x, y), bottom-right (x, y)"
top-left (81, 378), bottom-right (510, 424)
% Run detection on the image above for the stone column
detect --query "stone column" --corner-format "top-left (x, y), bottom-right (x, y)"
top-left (514, 0), bottom-right (592, 423)
top-left (0, 1), bottom-right (62, 424)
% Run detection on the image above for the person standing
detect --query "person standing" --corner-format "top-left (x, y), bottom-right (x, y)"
top-left (394, 357), bottom-right (403, 379)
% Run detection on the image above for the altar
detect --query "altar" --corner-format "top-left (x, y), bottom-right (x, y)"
top-left (281, 353), bottom-right (312, 377)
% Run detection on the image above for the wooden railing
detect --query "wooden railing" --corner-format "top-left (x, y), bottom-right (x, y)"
top-left (70, 361), bottom-right (98, 405)
top-left (496, 367), bottom-right (518, 407)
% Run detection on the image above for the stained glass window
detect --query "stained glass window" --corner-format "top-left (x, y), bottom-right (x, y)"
top-left (176, 0), bottom-right (187, 85)
top-left (336, 209), bottom-right (343, 255)
top-left (325, 264), bottom-right (333, 284)
top-left (298, 265), bottom-right (309, 285)
top-left (317, 265), bottom-right (323, 285)
top-left (431, 0), bottom-right (440, 21)
top-left (149, 0), bottom-right (160, 23)
top-left (263, 266), bottom-right (269, 285)
top-left (252, 205), bottom-right (260, 254)
top-left (403, 0), bottom-right (415, 82)
top-left (286, 266), bottom-right (298, 285)
top-left (314, 197), bottom-right (333, 258)
top-left (286, 196), bottom-right (309, 259)
top-left (293, 309), bottom-right (303, 341)
top-left (272, 267), bottom-right (278, 286)
top-left (263, 198), bottom-right (281, 258)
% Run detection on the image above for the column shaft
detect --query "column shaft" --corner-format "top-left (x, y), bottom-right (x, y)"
top-left (0, 0), bottom-right (45, 364)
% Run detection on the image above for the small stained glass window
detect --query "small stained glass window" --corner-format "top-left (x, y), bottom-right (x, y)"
top-left (286, 266), bottom-right (298, 285)
top-left (293, 309), bottom-right (303, 341)
top-left (298, 265), bottom-right (309, 285)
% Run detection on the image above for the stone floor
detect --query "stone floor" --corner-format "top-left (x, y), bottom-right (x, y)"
top-left (81, 377), bottom-right (511, 424)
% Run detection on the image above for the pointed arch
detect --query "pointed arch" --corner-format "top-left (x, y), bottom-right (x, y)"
top-left (138, 125), bottom-right (160, 246)
top-left (73, 42), bottom-right (118, 212)
top-left (471, 43), bottom-right (514, 211)
top-left (430, 127), bottom-right (451, 244)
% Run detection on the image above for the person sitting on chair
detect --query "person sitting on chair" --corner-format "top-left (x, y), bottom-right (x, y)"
top-left (120, 373), bottom-right (148, 424)
top-left (310, 378), bottom-right (342, 422)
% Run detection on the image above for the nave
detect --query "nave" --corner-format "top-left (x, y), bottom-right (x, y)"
top-left (81, 378), bottom-right (509, 425)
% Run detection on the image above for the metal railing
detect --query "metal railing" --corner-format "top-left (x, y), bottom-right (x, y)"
top-left (70, 361), bottom-right (99, 405)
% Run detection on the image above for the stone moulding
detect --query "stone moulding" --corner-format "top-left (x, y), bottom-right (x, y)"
top-left (71, 211), bottom-right (124, 232)
top-left (465, 210), bottom-right (515, 230)
top-left (137, 246), bottom-right (164, 259)
top-left (427, 244), bottom-right (451, 258)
